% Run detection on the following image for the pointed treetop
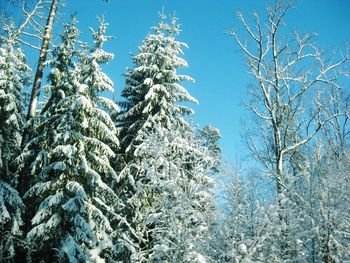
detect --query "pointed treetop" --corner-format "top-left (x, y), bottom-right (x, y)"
top-left (152, 11), bottom-right (180, 37)
top-left (89, 16), bottom-right (113, 50)
top-left (62, 14), bottom-right (80, 43)
top-left (1, 21), bottom-right (17, 44)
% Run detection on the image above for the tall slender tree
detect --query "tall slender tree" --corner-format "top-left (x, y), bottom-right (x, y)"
top-left (116, 13), bottom-right (217, 261)
top-left (22, 0), bottom-right (59, 147)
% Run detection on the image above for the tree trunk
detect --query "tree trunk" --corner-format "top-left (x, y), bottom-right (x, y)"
top-left (21, 0), bottom-right (59, 148)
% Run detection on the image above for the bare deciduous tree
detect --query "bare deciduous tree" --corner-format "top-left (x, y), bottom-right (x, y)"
top-left (21, 0), bottom-right (59, 147)
top-left (231, 1), bottom-right (349, 198)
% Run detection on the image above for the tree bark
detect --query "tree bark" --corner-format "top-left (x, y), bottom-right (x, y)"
top-left (21, 0), bottom-right (59, 148)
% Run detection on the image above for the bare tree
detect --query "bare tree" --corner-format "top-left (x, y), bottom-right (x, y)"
top-left (16, 1), bottom-right (47, 50)
top-left (321, 89), bottom-right (350, 157)
top-left (21, 0), bottom-right (59, 147)
top-left (231, 2), bottom-right (349, 260)
top-left (18, 0), bottom-right (108, 147)
top-left (1, 0), bottom-right (46, 45)
top-left (231, 1), bottom-right (349, 198)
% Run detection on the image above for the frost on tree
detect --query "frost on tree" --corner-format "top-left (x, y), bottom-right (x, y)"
top-left (77, 17), bottom-right (119, 118)
top-left (117, 13), bottom-right (197, 160)
top-left (130, 124), bottom-right (216, 262)
top-left (14, 17), bottom-right (120, 262)
top-left (0, 22), bottom-right (29, 261)
top-left (229, 1), bottom-right (350, 261)
top-left (198, 125), bottom-right (221, 172)
top-left (117, 13), bottom-right (217, 262)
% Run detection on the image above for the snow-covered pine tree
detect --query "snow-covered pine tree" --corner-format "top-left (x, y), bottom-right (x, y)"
top-left (117, 13), bottom-right (197, 160)
top-left (77, 16), bottom-right (119, 118)
top-left (116, 13), bottom-right (217, 262)
top-left (0, 22), bottom-right (29, 261)
top-left (122, 119), bottom-right (216, 262)
top-left (14, 17), bottom-right (121, 262)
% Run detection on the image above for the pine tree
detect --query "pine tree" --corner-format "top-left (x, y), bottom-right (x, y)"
top-left (117, 13), bottom-right (197, 160)
top-left (77, 16), bottom-right (119, 117)
top-left (0, 22), bottom-right (29, 261)
top-left (116, 13), bottom-right (217, 262)
top-left (15, 17), bottom-right (120, 262)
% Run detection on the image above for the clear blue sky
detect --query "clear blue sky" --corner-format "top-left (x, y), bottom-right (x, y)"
top-left (6, 0), bottom-right (350, 163)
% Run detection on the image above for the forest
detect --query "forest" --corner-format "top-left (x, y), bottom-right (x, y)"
top-left (0, 0), bottom-right (349, 262)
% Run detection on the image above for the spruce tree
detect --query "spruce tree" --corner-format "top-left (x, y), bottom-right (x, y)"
top-left (15, 17), bottom-right (120, 262)
top-left (0, 22), bottom-right (29, 261)
top-left (117, 14), bottom-right (217, 262)
top-left (77, 17), bottom-right (119, 117)
top-left (117, 13), bottom-right (197, 160)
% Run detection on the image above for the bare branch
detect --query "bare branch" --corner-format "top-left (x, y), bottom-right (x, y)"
top-left (250, 106), bottom-right (271, 121)
top-left (18, 38), bottom-right (41, 50)
top-left (232, 1), bottom-right (349, 202)
top-left (16, 0), bottom-right (45, 37)
top-left (237, 11), bottom-right (260, 43)
top-left (229, 31), bottom-right (259, 61)
top-left (21, 31), bottom-right (43, 40)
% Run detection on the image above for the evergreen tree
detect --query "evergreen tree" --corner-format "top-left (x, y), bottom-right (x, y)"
top-left (127, 122), bottom-right (216, 262)
top-left (15, 17), bottom-right (120, 262)
top-left (116, 14), bottom-right (217, 261)
top-left (0, 22), bottom-right (29, 261)
top-left (117, 13), bottom-right (197, 160)
top-left (77, 16), bottom-right (119, 117)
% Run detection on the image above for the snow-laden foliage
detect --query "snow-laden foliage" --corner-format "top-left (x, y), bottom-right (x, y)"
top-left (291, 143), bottom-right (350, 262)
top-left (0, 22), bottom-right (29, 261)
top-left (116, 14), bottom-right (218, 261)
top-left (212, 165), bottom-right (264, 262)
top-left (2, 2), bottom-right (347, 262)
top-left (0, 180), bottom-right (25, 262)
top-left (216, 121), bottom-right (350, 262)
top-left (77, 16), bottom-right (119, 117)
top-left (120, 121), bottom-right (216, 262)
top-left (198, 125), bottom-right (221, 172)
top-left (117, 13), bottom-right (197, 160)
top-left (15, 17), bottom-right (120, 262)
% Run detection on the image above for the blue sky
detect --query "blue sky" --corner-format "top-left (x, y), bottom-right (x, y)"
top-left (6, 0), bottom-right (350, 163)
